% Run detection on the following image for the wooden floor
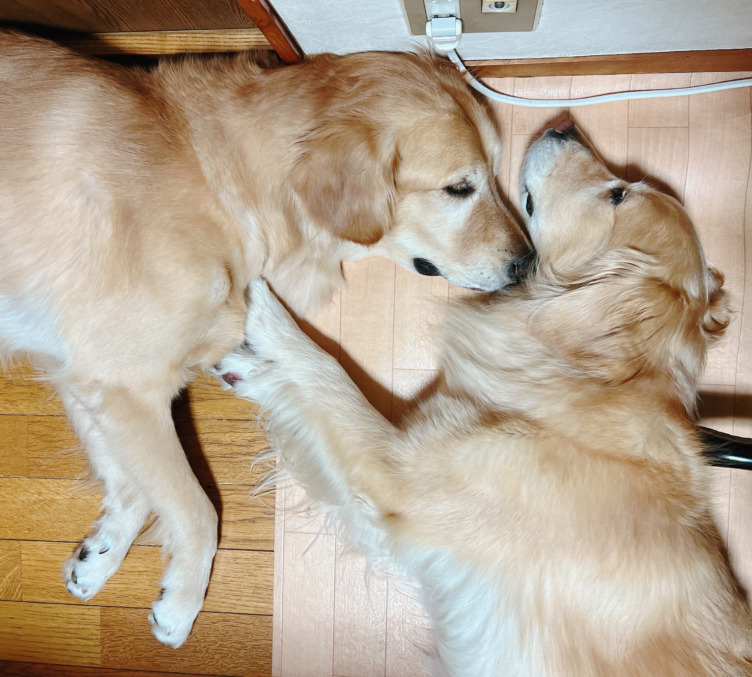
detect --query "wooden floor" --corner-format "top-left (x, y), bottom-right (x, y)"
top-left (1, 71), bottom-right (751, 676)
top-left (0, 369), bottom-right (273, 676)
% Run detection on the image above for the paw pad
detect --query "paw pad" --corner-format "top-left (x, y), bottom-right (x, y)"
top-left (222, 371), bottom-right (243, 387)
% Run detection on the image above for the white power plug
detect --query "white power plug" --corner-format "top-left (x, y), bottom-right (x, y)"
top-left (423, 0), bottom-right (462, 52)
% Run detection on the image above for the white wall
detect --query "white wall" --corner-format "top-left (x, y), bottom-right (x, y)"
top-left (272, 0), bottom-right (752, 60)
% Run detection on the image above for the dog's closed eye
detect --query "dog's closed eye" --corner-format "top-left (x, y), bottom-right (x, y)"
top-left (525, 191), bottom-right (534, 217)
top-left (444, 179), bottom-right (475, 198)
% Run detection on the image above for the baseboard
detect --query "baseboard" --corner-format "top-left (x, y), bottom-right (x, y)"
top-left (57, 28), bottom-right (272, 57)
top-left (466, 49), bottom-right (752, 77)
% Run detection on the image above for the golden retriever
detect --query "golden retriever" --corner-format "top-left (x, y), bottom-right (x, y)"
top-left (0, 30), bottom-right (530, 647)
top-left (216, 121), bottom-right (752, 675)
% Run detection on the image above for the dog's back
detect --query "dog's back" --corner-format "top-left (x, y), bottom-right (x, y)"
top-left (395, 371), bottom-right (752, 675)
top-left (0, 30), bottom-right (246, 380)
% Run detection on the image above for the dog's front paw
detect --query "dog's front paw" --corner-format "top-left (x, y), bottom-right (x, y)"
top-left (63, 537), bottom-right (123, 601)
top-left (244, 278), bottom-right (302, 353)
top-left (212, 278), bottom-right (306, 394)
top-left (212, 346), bottom-right (264, 394)
top-left (149, 587), bottom-right (202, 649)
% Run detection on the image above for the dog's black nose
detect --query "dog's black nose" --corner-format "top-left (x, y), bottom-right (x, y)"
top-left (413, 258), bottom-right (441, 277)
top-left (507, 250), bottom-right (536, 285)
top-left (546, 118), bottom-right (576, 141)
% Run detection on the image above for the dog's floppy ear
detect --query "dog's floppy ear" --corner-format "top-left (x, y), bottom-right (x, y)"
top-left (530, 251), bottom-right (686, 385)
top-left (291, 118), bottom-right (396, 245)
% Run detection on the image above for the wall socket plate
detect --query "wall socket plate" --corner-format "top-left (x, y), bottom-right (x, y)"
top-left (482, 0), bottom-right (518, 13)
top-left (403, 0), bottom-right (541, 34)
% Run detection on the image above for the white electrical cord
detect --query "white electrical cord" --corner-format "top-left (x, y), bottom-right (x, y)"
top-left (446, 49), bottom-right (752, 108)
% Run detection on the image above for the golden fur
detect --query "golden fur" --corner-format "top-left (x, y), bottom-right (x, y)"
top-left (0, 30), bottom-right (529, 647)
top-left (218, 124), bottom-right (752, 676)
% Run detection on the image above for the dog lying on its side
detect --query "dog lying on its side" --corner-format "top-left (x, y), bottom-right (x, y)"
top-left (0, 30), bottom-right (530, 647)
top-left (217, 121), bottom-right (752, 676)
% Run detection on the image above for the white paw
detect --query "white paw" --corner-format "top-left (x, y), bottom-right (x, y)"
top-left (245, 279), bottom-right (301, 350)
top-left (247, 277), bottom-right (293, 321)
top-left (211, 278), bottom-right (301, 392)
top-left (63, 539), bottom-right (123, 601)
top-left (212, 348), bottom-right (263, 389)
top-left (149, 587), bottom-right (203, 648)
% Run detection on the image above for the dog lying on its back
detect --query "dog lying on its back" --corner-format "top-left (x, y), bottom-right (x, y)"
top-left (217, 121), bottom-right (752, 676)
top-left (0, 30), bottom-right (530, 647)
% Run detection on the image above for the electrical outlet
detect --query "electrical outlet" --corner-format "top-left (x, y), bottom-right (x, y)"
top-left (482, 0), bottom-right (517, 13)
top-left (403, 0), bottom-right (540, 34)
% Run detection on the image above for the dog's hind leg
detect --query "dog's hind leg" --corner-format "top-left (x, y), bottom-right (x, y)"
top-left (59, 381), bottom-right (217, 648)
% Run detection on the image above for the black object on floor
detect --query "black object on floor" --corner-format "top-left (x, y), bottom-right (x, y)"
top-left (700, 427), bottom-right (752, 470)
